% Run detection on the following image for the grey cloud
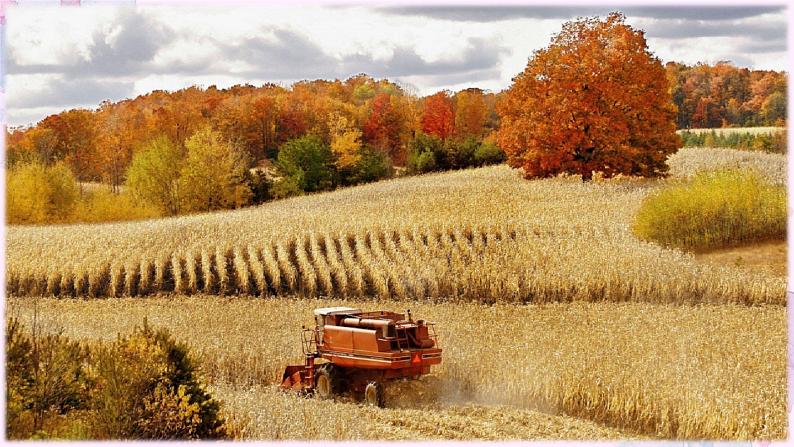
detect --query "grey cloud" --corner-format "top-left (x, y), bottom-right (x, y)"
top-left (221, 29), bottom-right (338, 79)
top-left (732, 39), bottom-right (787, 54)
top-left (341, 38), bottom-right (508, 78)
top-left (377, 6), bottom-right (784, 22)
top-left (644, 19), bottom-right (786, 40)
top-left (6, 77), bottom-right (135, 109)
top-left (222, 29), bottom-right (508, 82)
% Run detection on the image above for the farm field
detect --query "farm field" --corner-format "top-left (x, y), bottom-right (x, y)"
top-left (6, 296), bottom-right (786, 440)
top-left (7, 147), bottom-right (786, 306)
top-left (6, 147), bottom-right (788, 440)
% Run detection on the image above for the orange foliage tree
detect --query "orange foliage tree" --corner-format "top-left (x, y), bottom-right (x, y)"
top-left (421, 91), bottom-right (455, 140)
top-left (454, 88), bottom-right (487, 139)
top-left (497, 13), bottom-right (681, 181)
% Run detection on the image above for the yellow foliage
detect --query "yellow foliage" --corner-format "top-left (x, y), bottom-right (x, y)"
top-left (7, 161), bottom-right (79, 224)
top-left (327, 112), bottom-right (362, 168)
top-left (73, 189), bottom-right (161, 224)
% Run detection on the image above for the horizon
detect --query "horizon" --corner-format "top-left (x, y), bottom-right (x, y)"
top-left (4, 4), bottom-right (787, 127)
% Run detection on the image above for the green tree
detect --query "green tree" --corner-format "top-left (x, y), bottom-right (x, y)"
top-left (179, 127), bottom-right (252, 213)
top-left (7, 161), bottom-right (80, 224)
top-left (126, 136), bottom-right (182, 216)
top-left (276, 135), bottom-right (336, 193)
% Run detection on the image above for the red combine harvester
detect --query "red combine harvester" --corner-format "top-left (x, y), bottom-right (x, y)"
top-left (280, 307), bottom-right (442, 407)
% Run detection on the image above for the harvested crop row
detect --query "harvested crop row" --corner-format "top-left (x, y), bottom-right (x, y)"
top-left (6, 224), bottom-right (783, 304)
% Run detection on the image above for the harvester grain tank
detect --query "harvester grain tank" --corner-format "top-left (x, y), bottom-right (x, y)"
top-left (280, 307), bottom-right (442, 407)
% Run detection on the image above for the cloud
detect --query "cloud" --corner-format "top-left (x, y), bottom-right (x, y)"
top-left (644, 19), bottom-right (786, 40)
top-left (376, 6), bottom-right (784, 22)
top-left (6, 76), bottom-right (135, 109)
top-left (7, 8), bottom-right (174, 77)
top-left (218, 29), bottom-right (508, 82)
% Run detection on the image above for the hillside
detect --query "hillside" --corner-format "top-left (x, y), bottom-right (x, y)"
top-left (7, 147), bottom-right (786, 305)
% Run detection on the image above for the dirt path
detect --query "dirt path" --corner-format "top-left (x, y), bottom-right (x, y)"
top-left (694, 241), bottom-right (786, 277)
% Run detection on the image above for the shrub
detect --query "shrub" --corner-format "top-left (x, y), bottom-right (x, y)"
top-left (407, 133), bottom-right (444, 173)
top-left (270, 175), bottom-right (305, 199)
top-left (445, 137), bottom-right (478, 169)
top-left (344, 145), bottom-right (393, 185)
top-left (245, 170), bottom-right (274, 204)
top-left (633, 168), bottom-right (786, 251)
top-left (7, 161), bottom-right (80, 224)
top-left (73, 189), bottom-right (160, 223)
top-left (276, 135), bottom-right (337, 193)
top-left (6, 318), bottom-right (92, 439)
top-left (91, 321), bottom-right (226, 439)
top-left (473, 141), bottom-right (506, 166)
top-left (6, 319), bottom-right (227, 440)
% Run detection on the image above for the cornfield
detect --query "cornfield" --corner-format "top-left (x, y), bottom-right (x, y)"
top-left (6, 148), bottom-right (786, 305)
top-left (7, 296), bottom-right (786, 440)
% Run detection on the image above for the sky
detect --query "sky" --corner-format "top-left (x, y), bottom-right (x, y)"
top-left (3, 3), bottom-right (788, 127)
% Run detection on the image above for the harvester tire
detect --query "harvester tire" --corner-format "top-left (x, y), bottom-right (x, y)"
top-left (315, 364), bottom-right (341, 399)
top-left (364, 381), bottom-right (385, 408)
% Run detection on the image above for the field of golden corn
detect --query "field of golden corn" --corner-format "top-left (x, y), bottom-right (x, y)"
top-left (6, 296), bottom-right (786, 440)
top-left (6, 147), bottom-right (787, 440)
top-left (6, 147), bottom-right (786, 305)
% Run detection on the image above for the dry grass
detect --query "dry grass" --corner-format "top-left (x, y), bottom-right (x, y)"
top-left (695, 241), bottom-right (787, 278)
top-left (667, 147), bottom-right (785, 186)
top-left (7, 296), bottom-right (786, 440)
top-left (6, 148), bottom-right (786, 305)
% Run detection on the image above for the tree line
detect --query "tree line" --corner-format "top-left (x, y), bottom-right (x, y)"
top-left (4, 18), bottom-right (788, 224)
top-left (665, 61), bottom-right (786, 129)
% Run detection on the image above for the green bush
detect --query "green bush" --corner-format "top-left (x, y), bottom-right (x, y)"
top-left (473, 141), bottom-right (506, 166)
top-left (344, 145), bottom-right (393, 185)
top-left (276, 135), bottom-right (337, 193)
top-left (633, 169), bottom-right (786, 251)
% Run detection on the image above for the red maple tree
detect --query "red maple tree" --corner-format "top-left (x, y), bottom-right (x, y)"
top-left (496, 13), bottom-right (681, 181)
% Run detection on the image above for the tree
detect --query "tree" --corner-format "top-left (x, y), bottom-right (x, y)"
top-left (762, 91), bottom-right (786, 125)
top-left (276, 135), bottom-right (336, 193)
top-left (126, 136), bottom-right (183, 216)
top-left (454, 88), bottom-right (487, 139)
top-left (497, 13), bottom-right (681, 181)
top-left (179, 127), bottom-right (252, 212)
top-left (363, 93), bottom-right (406, 165)
top-left (327, 112), bottom-right (362, 169)
top-left (421, 91), bottom-right (455, 140)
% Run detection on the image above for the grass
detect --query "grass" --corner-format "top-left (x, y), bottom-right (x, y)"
top-left (633, 169), bottom-right (786, 251)
top-left (6, 148), bottom-right (787, 305)
top-left (7, 296), bottom-right (786, 440)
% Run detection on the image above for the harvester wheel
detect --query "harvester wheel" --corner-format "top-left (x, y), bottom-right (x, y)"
top-left (315, 364), bottom-right (341, 399)
top-left (364, 381), bottom-right (384, 408)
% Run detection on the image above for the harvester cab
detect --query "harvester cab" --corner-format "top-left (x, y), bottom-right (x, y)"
top-left (280, 307), bottom-right (442, 407)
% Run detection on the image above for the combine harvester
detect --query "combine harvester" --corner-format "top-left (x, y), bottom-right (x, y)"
top-left (280, 307), bottom-right (442, 407)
